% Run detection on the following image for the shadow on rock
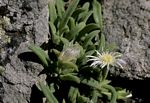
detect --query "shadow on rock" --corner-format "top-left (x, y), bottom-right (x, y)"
top-left (18, 52), bottom-right (42, 64)
top-left (110, 76), bottom-right (150, 103)
top-left (30, 84), bottom-right (43, 103)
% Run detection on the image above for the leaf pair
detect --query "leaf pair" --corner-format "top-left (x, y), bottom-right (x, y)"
top-left (59, 0), bottom-right (79, 35)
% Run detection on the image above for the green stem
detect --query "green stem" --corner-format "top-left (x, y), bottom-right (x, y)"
top-left (91, 90), bottom-right (98, 103)
top-left (102, 85), bottom-right (117, 103)
top-left (102, 66), bottom-right (109, 81)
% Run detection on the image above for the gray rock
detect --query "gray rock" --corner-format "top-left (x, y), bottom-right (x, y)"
top-left (103, 0), bottom-right (150, 79)
top-left (0, 0), bottom-right (49, 102)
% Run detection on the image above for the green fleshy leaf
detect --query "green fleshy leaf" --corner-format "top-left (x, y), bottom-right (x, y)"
top-left (68, 17), bottom-right (76, 30)
top-left (98, 33), bottom-right (105, 51)
top-left (49, 21), bottom-right (56, 36)
top-left (102, 85), bottom-right (117, 103)
top-left (116, 89), bottom-right (131, 100)
top-left (77, 95), bottom-right (91, 103)
top-left (93, 0), bottom-right (103, 30)
top-left (39, 82), bottom-right (58, 103)
top-left (29, 45), bottom-right (50, 67)
top-left (59, 0), bottom-right (79, 34)
top-left (83, 30), bottom-right (100, 48)
top-left (68, 86), bottom-right (79, 103)
top-left (56, 0), bottom-right (65, 18)
top-left (76, 23), bottom-right (100, 41)
top-left (59, 25), bottom-right (70, 36)
top-left (91, 90), bottom-right (99, 103)
top-left (60, 74), bottom-right (80, 84)
top-left (52, 49), bottom-right (61, 57)
top-left (72, 8), bottom-right (86, 20)
top-left (81, 78), bottom-right (101, 91)
top-left (82, 10), bottom-right (93, 23)
top-left (60, 61), bottom-right (78, 72)
top-left (77, 2), bottom-right (90, 22)
top-left (48, 0), bottom-right (57, 23)
top-left (60, 37), bottom-right (70, 45)
top-left (82, 2), bottom-right (90, 10)
top-left (52, 33), bottom-right (60, 45)
top-left (65, 22), bottom-right (86, 41)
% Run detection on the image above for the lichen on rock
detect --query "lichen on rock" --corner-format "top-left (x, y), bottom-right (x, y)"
top-left (0, 0), bottom-right (49, 102)
top-left (0, 16), bottom-right (11, 47)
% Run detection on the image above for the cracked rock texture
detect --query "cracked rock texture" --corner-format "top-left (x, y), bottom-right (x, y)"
top-left (0, 0), bottom-right (49, 103)
top-left (103, 0), bottom-right (150, 80)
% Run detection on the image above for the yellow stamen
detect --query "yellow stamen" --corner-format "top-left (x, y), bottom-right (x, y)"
top-left (101, 54), bottom-right (114, 64)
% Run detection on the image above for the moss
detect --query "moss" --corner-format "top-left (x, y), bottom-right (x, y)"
top-left (0, 28), bottom-right (11, 44)
top-left (0, 16), bottom-right (10, 27)
top-left (0, 16), bottom-right (11, 48)
top-left (0, 65), bottom-right (5, 75)
top-left (0, 16), bottom-right (11, 65)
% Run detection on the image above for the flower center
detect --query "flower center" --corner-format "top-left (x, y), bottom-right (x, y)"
top-left (101, 54), bottom-right (114, 64)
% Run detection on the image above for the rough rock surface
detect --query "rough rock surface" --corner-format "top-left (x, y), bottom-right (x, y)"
top-left (0, 0), bottom-right (49, 102)
top-left (103, 0), bottom-right (150, 80)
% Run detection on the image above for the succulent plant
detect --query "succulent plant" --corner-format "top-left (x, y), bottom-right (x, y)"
top-left (29, 0), bottom-right (131, 103)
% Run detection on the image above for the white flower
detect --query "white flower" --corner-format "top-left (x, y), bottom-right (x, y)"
top-left (86, 50), bottom-right (125, 69)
